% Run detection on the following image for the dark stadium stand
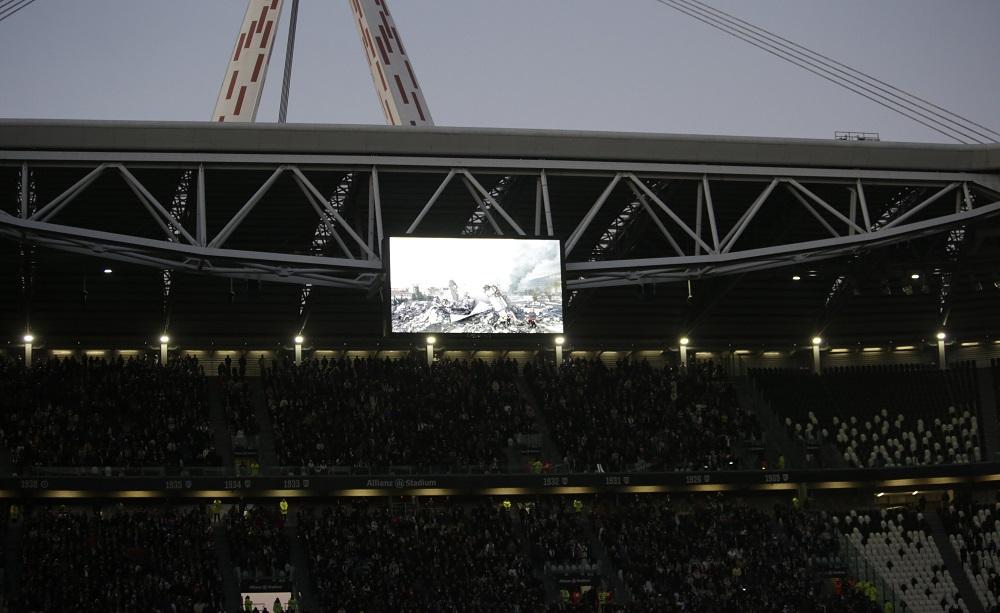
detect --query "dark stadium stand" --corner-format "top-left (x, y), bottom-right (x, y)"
top-left (0, 356), bottom-right (220, 473)
top-left (526, 359), bottom-right (762, 472)
top-left (263, 356), bottom-right (535, 473)
top-left (299, 499), bottom-right (545, 612)
top-left (10, 506), bottom-right (224, 612)
top-left (751, 365), bottom-right (982, 468)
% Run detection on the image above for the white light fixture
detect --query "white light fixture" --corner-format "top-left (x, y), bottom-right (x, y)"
top-left (679, 337), bottom-right (690, 346)
top-left (159, 335), bottom-right (170, 344)
top-left (936, 331), bottom-right (946, 340)
top-left (830, 348), bottom-right (849, 354)
top-left (792, 275), bottom-right (801, 281)
top-left (812, 336), bottom-right (822, 346)
top-left (911, 273), bottom-right (920, 280)
top-left (103, 268), bottom-right (113, 274)
top-left (862, 347), bottom-right (882, 352)
top-left (294, 335), bottom-right (304, 344)
top-left (426, 335), bottom-right (436, 345)
top-left (23, 333), bottom-right (34, 343)
top-left (554, 336), bottom-right (564, 346)
top-left (876, 492), bottom-right (885, 497)
top-left (895, 345), bottom-right (915, 351)
top-left (960, 341), bottom-right (980, 347)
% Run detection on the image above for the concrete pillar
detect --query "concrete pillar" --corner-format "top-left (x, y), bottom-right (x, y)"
top-left (23, 338), bottom-right (33, 367)
top-left (554, 336), bottom-right (564, 370)
top-left (812, 337), bottom-right (822, 374)
top-left (679, 337), bottom-right (689, 370)
top-left (426, 336), bottom-right (435, 367)
top-left (937, 332), bottom-right (947, 370)
top-left (159, 335), bottom-right (169, 365)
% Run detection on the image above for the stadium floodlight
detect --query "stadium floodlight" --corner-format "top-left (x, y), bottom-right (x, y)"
top-left (159, 335), bottom-right (170, 344)
top-left (911, 273), bottom-right (920, 280)
top-left (792, 275), bottom-right (801, 281)
top-left (294, 335), bottom-right (304, 344)
top-left (426, 335), bottom-right (436, 345)
top-left (679, 337), bottom-right (690, 346)
top-left (103, 268), bottom-right (113, 274)
top-left (936, 331), bottom-right (946, 340)
top-left (812, 336), bottom-right (823, 346)
top-left (23, 334), bottom-right (34, 343)
top-left (554, 336), bottom-right (565, 346)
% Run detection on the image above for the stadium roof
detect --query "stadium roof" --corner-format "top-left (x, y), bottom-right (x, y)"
top-left (2, 120), bottom-right (1000, 350)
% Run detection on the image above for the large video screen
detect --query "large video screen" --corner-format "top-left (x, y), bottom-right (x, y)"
top-left (389, 237), bottom-right (564, 334)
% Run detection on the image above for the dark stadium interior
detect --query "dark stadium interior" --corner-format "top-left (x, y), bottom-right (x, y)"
top-left (2, 120), bottom-right (1000, 612)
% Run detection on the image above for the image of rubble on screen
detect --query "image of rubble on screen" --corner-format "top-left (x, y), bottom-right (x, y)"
top-left (388, 237), bottom-right (564, 334)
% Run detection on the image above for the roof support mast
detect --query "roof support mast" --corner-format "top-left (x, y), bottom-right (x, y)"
top-left (348, 0), bottom-right (434, 126)
top-left (213, 0), bottom-right (285, 122)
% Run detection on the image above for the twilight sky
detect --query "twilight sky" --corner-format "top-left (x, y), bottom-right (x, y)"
top-left (0, 0), bottom-right (997, 144)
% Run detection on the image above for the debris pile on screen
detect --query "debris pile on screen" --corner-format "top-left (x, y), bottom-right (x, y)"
top-left (389, 237), bottom-right (564, 334)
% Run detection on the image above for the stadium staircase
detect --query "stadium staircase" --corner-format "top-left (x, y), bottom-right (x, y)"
top-left (249, 377), bottom-right (278, 468)
top-left (515, 378), bottom-right (566, 471)
top-left (975, 366), bottom-right (1000, 461)
top-left (925, 509), bottom-right (986, 613)
top-left (735, 377), bottom-right (805, 468)
top-left (211, 518), bottom-right (242, 613)
top-left (4, 515), bottom-right (22, 602)
top-left (578, 511), bottom-right (630, 604)
top-left (508, 505), bottom-right (560, 603)
top-left (207, 381), bottom-right (235, 469)
top-left (284, 509), bottom-right (320, 613)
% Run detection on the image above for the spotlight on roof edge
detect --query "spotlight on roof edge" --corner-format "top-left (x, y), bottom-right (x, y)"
top-left (23, 334), bottom-right (34, 343)
top-left (554, 336), bottom-right (565, 346)
top-left (679, 337), bottom-right (690, 346)
top-left (294, 335), bottom-right (305, 344)
top-left (103, 268), bottom-right (113, 274)
top-left (911, 273), bottom-right (920, 280)
top-left (936, 331), bottom-right (946, 340)
top-left (426, 335), bottom-right (436, 345)
top-left (812, 336), bottom-right (822, 345)
top-left (792, 275), bottom-right (801, 281)
top-left (159, 335), bottom-right (170, 344)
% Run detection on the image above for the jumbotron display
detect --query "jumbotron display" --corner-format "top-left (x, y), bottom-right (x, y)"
top-left (388, 237), bottom-right (564, 334)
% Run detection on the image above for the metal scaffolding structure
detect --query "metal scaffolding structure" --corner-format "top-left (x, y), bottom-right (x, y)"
top-left (3, 141), bottom-right (998, 295)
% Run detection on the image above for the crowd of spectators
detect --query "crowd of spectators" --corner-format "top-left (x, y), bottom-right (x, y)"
top-left (227, 504), bottom-right (291, 582)
top-left (10, 505), bottom-right (223, 612)
top-left (520, 498), bottom-right (599, 576)
top-left (264, 356), bottom-right (536, 472)
top-left (752, 365), bottom-right (981, 468)
top-left (0, 355), bottom-right (219, 472)
top-left (299, 499), bottom-right (544, 612)
top-left (526, 359), bottom-right (761, 472)
top-left (592, 496), bottom-right (825, 611)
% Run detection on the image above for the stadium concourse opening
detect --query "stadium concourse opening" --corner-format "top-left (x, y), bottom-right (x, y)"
top-left (3, 113), bottom-right (1000, 613)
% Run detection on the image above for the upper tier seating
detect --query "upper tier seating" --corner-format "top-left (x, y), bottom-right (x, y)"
top-left (527, 359), bottom-right (762, 472)
top-left (0, 355), bottom-right (218, 471)
top-left (752, 365), bottom-right (981, 467)
top-left (264, 356), bottom-right (535, 472)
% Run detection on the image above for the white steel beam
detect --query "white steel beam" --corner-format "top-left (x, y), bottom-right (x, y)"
top-left (406, 169), bottom-right (455, 234)
top-left (213, 0), bottom-right (284, 122)
top-left (565, 173), bottom-right (622, 256)
top-left (348, 0), bottom-right (433, 126)
top-left (460, 170), bottom-right (526, 236)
